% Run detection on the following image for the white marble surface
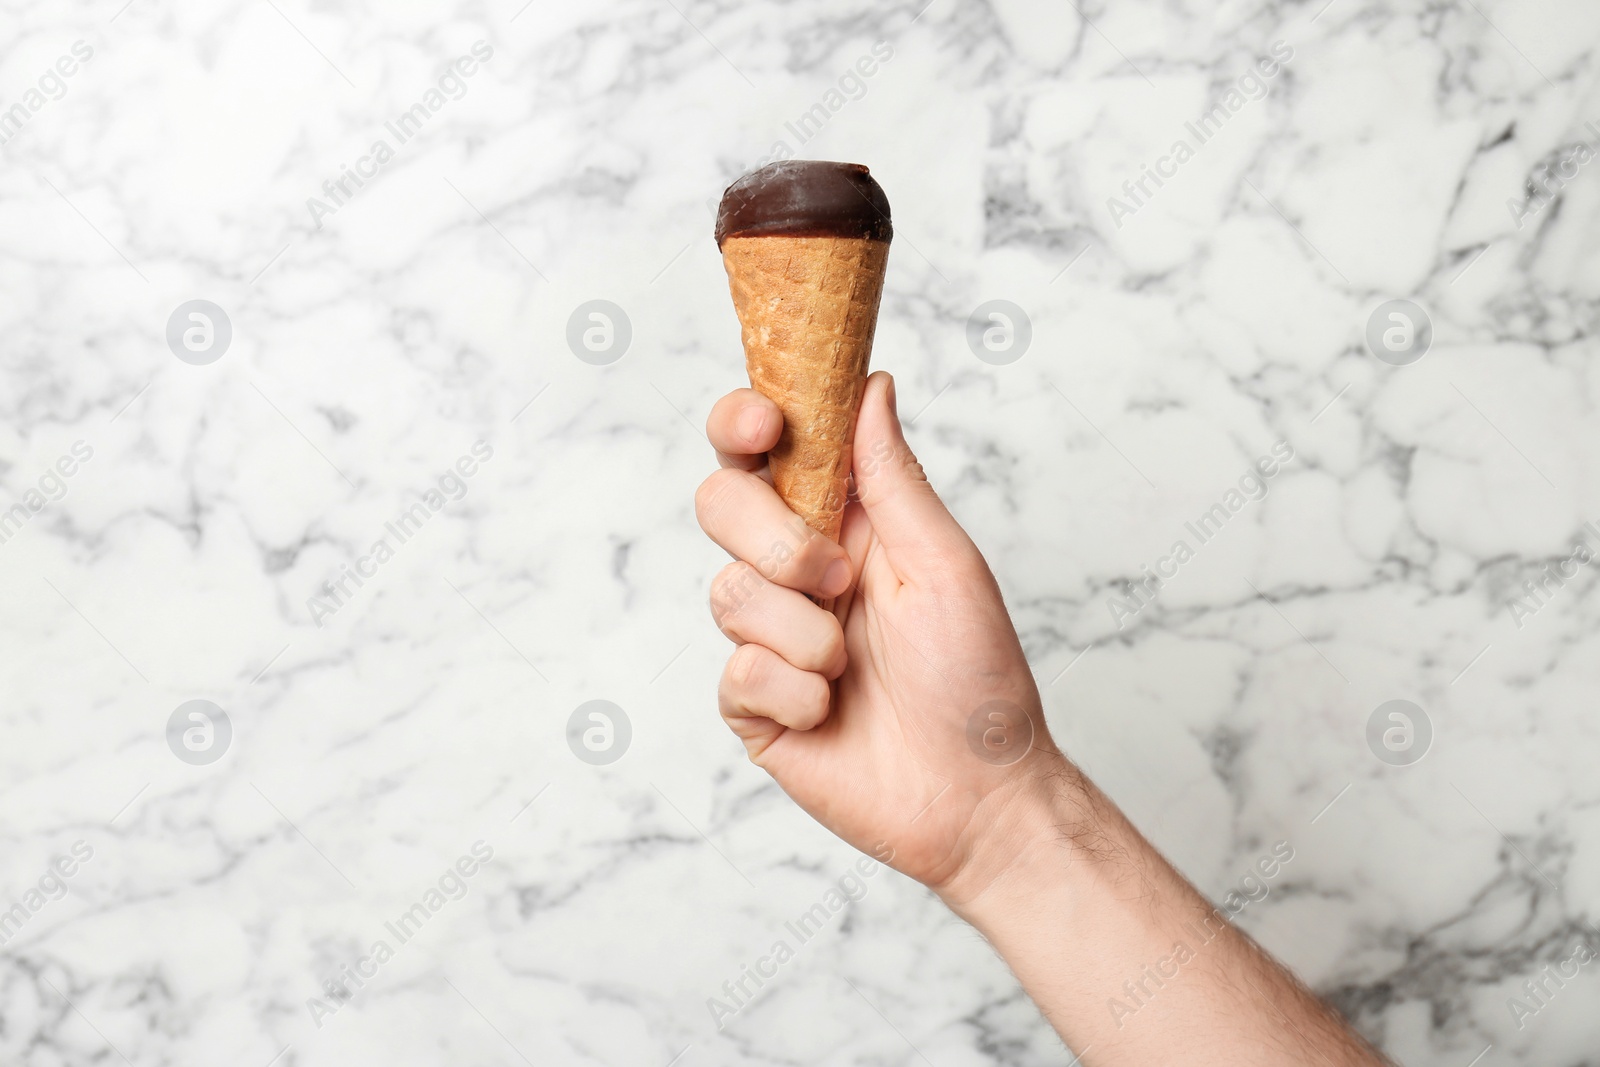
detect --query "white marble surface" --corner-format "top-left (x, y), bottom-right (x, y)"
top-left (4, 0), bottom-right (1600, 1063)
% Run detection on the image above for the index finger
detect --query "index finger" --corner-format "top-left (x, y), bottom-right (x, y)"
top-left (707, 388), bottom-right (782, 470)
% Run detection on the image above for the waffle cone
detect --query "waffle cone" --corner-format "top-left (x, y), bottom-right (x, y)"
top-left (721, 235), bottom-right (889, 542)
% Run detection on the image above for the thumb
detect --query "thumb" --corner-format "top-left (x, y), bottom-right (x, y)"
top-left (851, 371), bottom-right (972, 576)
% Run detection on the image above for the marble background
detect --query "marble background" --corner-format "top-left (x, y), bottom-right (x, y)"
top-left (3, 0), bottom-right (1600, 1063)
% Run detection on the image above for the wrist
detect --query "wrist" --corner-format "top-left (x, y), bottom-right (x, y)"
top-left (933, 757), bottom-right (1185, 1057)
top-left (933, 751), bottom-right (1100, 919)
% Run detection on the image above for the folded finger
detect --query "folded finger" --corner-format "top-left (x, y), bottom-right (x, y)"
top-left (719, 643), bottom-right (831, 734)
top-left (695, 468), bottom-right (853, 598)
top-left (711, 562), bottom-right (847, 678)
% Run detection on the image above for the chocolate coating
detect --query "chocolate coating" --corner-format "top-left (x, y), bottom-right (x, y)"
top-left (715, 160), bottom-right (892, 247)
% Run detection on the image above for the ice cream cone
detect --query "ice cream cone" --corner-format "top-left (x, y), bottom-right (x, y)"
top-left (720, 234), bottom-right (889, 541)
top-left (723, 230), bottom-right (889, 537)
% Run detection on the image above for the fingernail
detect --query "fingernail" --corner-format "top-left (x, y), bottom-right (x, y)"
top-left (737, 405), bottom-right (768, 444)
top-left (821, 558), bottom-right (851, 597)
top-left (885, 374), bottom-right (897, 416)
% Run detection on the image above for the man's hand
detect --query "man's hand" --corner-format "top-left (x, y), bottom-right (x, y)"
top-left (694, 370), bottom-right (1390, 1066)
top-left (695, 371), bottom-right (1063, 896)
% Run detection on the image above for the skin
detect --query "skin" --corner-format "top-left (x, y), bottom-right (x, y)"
top-left (696, 371), bottom-right (1391, 1066)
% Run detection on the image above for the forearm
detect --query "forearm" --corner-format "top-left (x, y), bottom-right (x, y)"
top-left (941, 760), bottom-right (1388, 1066)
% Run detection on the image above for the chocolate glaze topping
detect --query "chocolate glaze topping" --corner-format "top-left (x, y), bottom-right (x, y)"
top-left (715, 160), bottom-right (892, 247)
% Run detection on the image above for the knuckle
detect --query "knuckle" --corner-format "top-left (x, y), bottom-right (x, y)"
top-left (694, 467), bottom-right (745, 530)
top-left (726, 642), bottom-right (765, 693)
top-left (791, 619), bottom-right (843, 675)
top-left (796, 671), bottom-right (831, 725)
top-left (710, 561), bottom-right (760, 628)
top-left (926, 537), bottom-right (988, 591)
